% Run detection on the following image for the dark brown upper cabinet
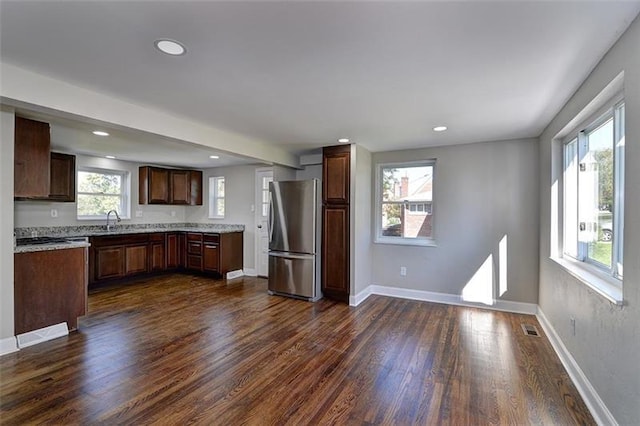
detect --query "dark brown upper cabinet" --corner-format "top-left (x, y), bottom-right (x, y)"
top-left (14, 116), bottom-right (51, 198)
top-left (48, 152), bottom-right (76, 202)
top-left (322, 144), bottom-right (351, 205)
top-left (139, 166), bottom-right (170, 204)
top-left (139, 166), bottom-right (202, 205)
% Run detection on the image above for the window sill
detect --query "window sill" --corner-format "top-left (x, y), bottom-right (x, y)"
top-left (374, 237), bottom-right (437, 247)
top-left (550, 256), bottom-right (623, 305)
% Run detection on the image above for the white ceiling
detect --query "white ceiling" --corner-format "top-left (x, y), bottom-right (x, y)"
top-left (1, 1), bottom-right (639, 165)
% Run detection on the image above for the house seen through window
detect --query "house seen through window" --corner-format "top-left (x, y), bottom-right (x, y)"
top-left (376, 161), bottom-right (435, 245)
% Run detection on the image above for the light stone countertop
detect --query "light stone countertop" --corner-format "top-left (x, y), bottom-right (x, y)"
top-left (14, 223), bottom-right (245, 253)
top-left (14, 240), bottom-right (91, 254)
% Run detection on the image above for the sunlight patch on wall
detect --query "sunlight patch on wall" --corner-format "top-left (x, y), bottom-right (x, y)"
top-left (499, 235), bottom-right (508, 297)
top-left (462, 254), bottom-right (495, 305)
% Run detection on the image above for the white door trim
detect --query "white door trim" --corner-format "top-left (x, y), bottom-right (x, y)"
top-left (255, 167), bottom-right (273, 277)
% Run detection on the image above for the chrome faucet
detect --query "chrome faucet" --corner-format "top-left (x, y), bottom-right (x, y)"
top-left (106, 210), bottom-right (121, 231)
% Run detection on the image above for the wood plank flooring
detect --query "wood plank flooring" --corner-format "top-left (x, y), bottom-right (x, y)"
top-left (0, 274), bottom-right (594, 425)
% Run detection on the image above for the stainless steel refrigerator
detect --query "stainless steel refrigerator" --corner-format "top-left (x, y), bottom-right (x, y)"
top-left (268, 179), bottom-right (321, 301)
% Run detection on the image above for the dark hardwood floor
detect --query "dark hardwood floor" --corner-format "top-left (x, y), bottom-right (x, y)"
top-left (0, 274), bottom-right (594, 425)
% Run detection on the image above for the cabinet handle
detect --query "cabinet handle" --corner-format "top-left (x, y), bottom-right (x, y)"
top-left (205, 245), bottom-right (218, 249)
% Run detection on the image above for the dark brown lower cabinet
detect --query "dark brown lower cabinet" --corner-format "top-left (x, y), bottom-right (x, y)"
top-left (149, 234), bottom-right (165, 272)
top-left (203, 243), bottom-right (219, 272)
top-left (125, 245), bottom-right (147, 275)
top-left (166, 233), bottom-right (179, 269)
top-left (322, 205), bottom-right (350, 302)
top-left (14, 247), bottom-right (88, 334)
top-left (95, 246), bottom-right (125, 281)
top-left (89, 231), bottom-right (243, 285)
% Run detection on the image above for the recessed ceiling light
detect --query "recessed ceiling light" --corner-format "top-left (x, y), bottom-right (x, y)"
top-left (337, 138), bottom-right (350, 143)
top-left (154, 39), bottom-right (187, 56)
top-left (209, 155), bottom-right (219, 159)
top-left (433, 126), bottom-right (448, 132)
top-left (105, 155), bottom-right (116, 159)
top-left (93, 130), bottom-right (109, 136)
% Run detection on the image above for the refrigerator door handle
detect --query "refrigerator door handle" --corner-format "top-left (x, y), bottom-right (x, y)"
top-left (268, 197), bottom-right (274, 244)
top-left (269, 252), bottom-right (314, 260)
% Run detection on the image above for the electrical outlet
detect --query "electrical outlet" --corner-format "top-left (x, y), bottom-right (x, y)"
top-left (136, 210), bottom-right (143, 218)
top-left (171, 211), bottom-right (176, 217)
top-left (400, 266), bottom-right (407, 276)
top-left (570, 318), bottom-right (576, 336)
top-left (50, 209), bottom-right (58, 218)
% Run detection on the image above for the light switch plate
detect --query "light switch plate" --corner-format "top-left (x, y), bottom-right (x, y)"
top-left (50, 209), bottom-right (58, 218)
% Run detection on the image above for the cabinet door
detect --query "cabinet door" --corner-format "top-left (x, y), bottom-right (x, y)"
top-left (169, 170), bottom-right (190, 204)
top-left (219, 232), bottom-right (243, 274)
top-left (125, 245), bottom-right (148, 275)
top-left (49, 152), bottom-right (76, 202)
top-left (140, 166), bottom-right (170, 204)
top-left (321, 205), bottom-right (350, 302)
top-left (14, 248), bottom-right (87, 335)
top-left (322, 145), bottom-right (350, 204)
top-left (203, 244), bottom-right (219, 272)
top-left (149, 241), bottom-right (165, 272)
top-left (96, 246), bottom-right (125, 281)
top-left (189, 170), bottom-right (203, 205)
top-left (166, 233), bottom-right (179, 269)
top-left (14, 116), bottom-right (51, 198)
top-left (149, 168), bottom-right (170, 204)
top-left (178, 233), bottom-right (186, 268)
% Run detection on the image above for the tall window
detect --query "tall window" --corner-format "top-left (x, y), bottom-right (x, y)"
top-left (260, 175), bottom-right (273, 217)
top-left (563, 101), bottom-right (624, 279)
top-left (375, 160), bottom-right (435, 246)
top-left (77, 168), bottom-right (129, 219)
top-left (209, 176), bottom-right (225, 219)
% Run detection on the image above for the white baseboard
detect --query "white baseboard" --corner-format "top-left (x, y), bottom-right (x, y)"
top-left (349, 286), bottom-right (372, 306)
top-left (243, 268), bottom-right (258, 277)
top-left (16, 322), bottom-right (68, 349)
top-left (351, 284), bottom-right (537, 315)
top-left (0, 336), bottom-right (19, 356)
top-left (536, 308), bottom-right (617, 426)
top-left (226, 269), bottom-right (244, 280)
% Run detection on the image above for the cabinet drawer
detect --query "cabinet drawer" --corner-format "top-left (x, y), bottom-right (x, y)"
top-left (203, 233), bottom-right (219, 243)
top-left (187, 233), bottom-right (203, 242)
top-left (187, 254), bottom-right (202, 270)
top-left (148, 233), bottom-right (164, 242)
top-left (188, 241), bottom-right (202, 255)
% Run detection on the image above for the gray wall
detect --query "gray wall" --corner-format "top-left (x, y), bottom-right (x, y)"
top-left (538, 15), bottom-right (640, 425)
top-left (352, 145), bottom-right (373, 298)
top-left (371, 138), bottom-right (540, 305)
top-left (1, 107), bottom-right (15, 340)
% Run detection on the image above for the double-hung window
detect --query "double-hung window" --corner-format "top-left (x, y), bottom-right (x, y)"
top-left (209, 176), bottom-right (225, 219)
top-left (375, 160), bottom-right (436, 246)
top-left (77, 168), bottom-right (130, 219)
top-left (563, 100), bottom-right (624, 280)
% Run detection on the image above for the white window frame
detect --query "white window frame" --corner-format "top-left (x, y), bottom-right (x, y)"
top-left (76, 167), bottom-right (130, 220)
top-left (208, 176), bottom-right (225, 219)
top-left (374, 160), bottom-right (436, 247)
top-left (558, 96), bottom-right (624, 303)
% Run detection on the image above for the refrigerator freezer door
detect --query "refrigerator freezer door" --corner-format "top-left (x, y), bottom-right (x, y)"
top-left (269, 180), bottom-right (317, 254)
top-left (268, 252), bottom-right (316, 299)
